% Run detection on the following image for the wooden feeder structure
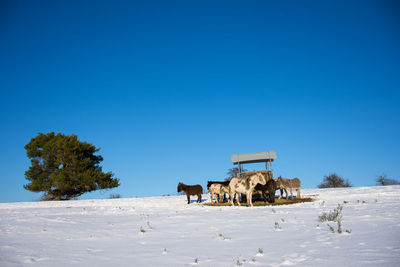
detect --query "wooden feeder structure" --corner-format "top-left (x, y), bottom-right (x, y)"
top-left (230, 151), bottom-right (277, 178)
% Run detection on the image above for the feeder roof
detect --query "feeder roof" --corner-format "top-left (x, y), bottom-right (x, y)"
top-left (231, 151), bottom-right (277, 164)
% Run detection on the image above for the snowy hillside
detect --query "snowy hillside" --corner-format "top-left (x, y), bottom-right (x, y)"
top-left (1, 186), bottom-right (399, 266)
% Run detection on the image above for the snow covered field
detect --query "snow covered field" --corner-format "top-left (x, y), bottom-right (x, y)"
top-left (1, 186), bottom-right (399, 266)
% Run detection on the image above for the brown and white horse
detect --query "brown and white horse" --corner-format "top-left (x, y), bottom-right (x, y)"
top-left (208, 183), bottom-right (230, 203)
top-left (229, 172), bottom-right (266, 206)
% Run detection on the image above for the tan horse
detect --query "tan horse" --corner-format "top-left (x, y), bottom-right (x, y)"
top-left (208, 184), bottom-right (229, 203)
top-left (275, 176), bottom-right (301, 199)
top-left (229, 172), bottom-right (266, 206)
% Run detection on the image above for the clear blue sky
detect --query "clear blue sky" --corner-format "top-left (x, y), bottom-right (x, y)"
top-left (1, 0), bottom-right (399, 203)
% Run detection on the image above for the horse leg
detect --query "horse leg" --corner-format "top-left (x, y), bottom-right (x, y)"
top-left (247, 192), bottom-right (253, 207)
top-left (230, 192), bottom-right (235, 206)
top-left (278, 188), bottom-right (283, 199)
top-left (297, 188), bottom-right (300, 198)
top-left (269, 191), bottom-right (275, 203)
top-left (197, 193), bottom-right (201, 203)
top-left (233, 193), bottom-right (240, 206)
top-left (186, 193), bottom-right (190, 204)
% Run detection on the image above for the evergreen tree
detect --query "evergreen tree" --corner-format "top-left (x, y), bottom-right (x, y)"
top-left (24, 132), bottom-right (119, 200)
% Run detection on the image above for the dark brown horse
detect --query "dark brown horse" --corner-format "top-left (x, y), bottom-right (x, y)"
top-left (254, 179), bottom-right (277, 203)
top-left (177, 182), bottom-right (203, 204)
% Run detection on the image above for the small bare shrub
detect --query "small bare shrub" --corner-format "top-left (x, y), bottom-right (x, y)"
top-left (337, 220), bottom-right (342, 233)
top-left (376, 173), bottom-right (400, 186)
top-left (327, 224), bottom-right (335, 233)
top-left (234, 257), bottom-right (244, 266)
top-left (319, 204), bottom-right (350, 234)
top-left (217, 232), bottom-right (231, 240)
top-left (319, 204), bottom-right (343, 222)
top-left (318, 173), bottom-right (351, 188)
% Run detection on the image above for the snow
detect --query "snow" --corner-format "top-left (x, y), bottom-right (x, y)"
top-left (1, 186), bottom-right (400, 266)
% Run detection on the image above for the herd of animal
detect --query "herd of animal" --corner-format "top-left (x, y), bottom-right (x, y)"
top-left (177, 171), bottom-right (301, 206)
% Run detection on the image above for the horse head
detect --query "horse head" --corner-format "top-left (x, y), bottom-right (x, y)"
top-left (207, 181), bottom-right (212, 190)
top-left (251, 173), bottom-right (266, 186)
top-left (177, 182), bottom-right (183, 192)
